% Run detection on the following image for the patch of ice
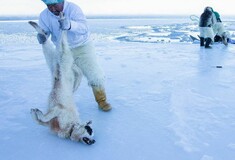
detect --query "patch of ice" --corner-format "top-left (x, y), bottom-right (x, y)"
top-left (201, 155), bottom-right (214, 160)
top-left (227, 143), bottom-right (235, 150)
top-left (125, 25), bottom-right (152, 30)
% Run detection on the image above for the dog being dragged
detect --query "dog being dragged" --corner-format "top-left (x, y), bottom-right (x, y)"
top-left (29, 13), bottom-right (95, 145)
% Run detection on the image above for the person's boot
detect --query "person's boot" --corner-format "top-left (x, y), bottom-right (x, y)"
top-left (200, 37), bottom-right (205, 46)
top-left (205, 38), bottom-right (212, 48)
top-left (92, 86), bottom-right (112, 111)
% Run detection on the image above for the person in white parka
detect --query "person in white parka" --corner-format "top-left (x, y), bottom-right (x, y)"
top-left (199, 7), bottom-right (215, 48)
top-left (37, 0), bottom-right (112, 111)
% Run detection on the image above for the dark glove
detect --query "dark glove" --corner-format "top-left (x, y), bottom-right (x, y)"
top-left (58, 18), bottom-right (71, 30)
top-left (37, 33), bottom-right (47, 44)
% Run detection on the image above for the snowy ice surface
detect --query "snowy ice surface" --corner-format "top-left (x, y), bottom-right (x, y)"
top-left (0, 17), bottom-right (235, 160)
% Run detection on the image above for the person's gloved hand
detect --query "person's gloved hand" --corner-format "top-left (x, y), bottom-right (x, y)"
top-left (58, 18), bottom-right (71, 30)
top-left (37, 33), bottom-right (47, 44)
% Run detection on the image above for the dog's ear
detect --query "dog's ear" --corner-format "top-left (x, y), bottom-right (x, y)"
top-left (84, 121), bottom-right (93, 135)
top-left (86, 121), bottom-right (92, 125)
top-left (85, 124), bottom-right (93, 136)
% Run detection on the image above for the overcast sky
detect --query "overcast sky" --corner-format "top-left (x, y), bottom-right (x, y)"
top-left (1, 0), bottom-right (235, 16)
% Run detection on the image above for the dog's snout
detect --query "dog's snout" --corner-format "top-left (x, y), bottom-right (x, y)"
top-left (82, 137), bottom-right (95, 145)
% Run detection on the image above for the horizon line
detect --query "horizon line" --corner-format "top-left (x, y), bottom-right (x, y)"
top-left (0, 14), bottom-right (235, 21)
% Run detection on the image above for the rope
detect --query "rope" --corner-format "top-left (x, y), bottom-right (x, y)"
top-left (190, 15), bottom-right (199, 22)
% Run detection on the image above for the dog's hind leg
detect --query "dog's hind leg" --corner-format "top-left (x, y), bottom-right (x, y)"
top-left (42, 42), bottom-right (58, 74)
top-left (28, 21), bottom-right (57, 74)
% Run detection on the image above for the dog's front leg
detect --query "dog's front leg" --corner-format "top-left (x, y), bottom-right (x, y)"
top-left (31, 108), bottom-right (60, 124)
top-left (31, 108), bottom-right (49, 126)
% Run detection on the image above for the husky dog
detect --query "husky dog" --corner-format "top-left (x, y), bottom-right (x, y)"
top-left (29, 13), bottom-right (95, 145)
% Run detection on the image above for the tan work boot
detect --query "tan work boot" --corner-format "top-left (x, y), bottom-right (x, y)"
top-left (92, 86), bottom-right (112, 111)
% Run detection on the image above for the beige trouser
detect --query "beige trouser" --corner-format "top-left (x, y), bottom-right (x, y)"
top-left (71, 42), bottom-right (111, 111)
top-left (71, 41), bottom-right (105, 87)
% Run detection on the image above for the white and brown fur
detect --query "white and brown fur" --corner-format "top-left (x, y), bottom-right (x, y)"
top-left (29, 13), bottom-right (95, 145)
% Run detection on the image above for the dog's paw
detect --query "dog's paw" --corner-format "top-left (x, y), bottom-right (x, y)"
top-left (30, 108), bottom-right (41, 114)
top-left (30, 109), bottom-right (38, 120)
top-left (82, 137), bottom-right (95, 145)
top-left (35, 108), bottom-right (42, 114)
top-left (30, 108), bottom-right (38, 120)
top-left (30, 108), bottom-right (37, 112)
top-left (30, 108), bottom-right (43, 120)
top-left (30, 108), bottom-right (35, 113)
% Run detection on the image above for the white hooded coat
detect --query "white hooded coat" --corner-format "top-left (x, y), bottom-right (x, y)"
top-left (39, 0), bottom-right (105, 87)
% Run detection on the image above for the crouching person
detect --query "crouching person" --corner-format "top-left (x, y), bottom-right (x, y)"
top-left (212, 9), bottom-right (230, 46)
top-left (199, 7), bottom-right (215, 48)
top-left (38, 0), bottom-right (112, 111)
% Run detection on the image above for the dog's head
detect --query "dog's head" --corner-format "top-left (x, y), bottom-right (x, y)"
top-left (70, 121), bottom-right (95, 145)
